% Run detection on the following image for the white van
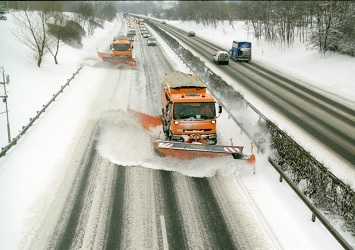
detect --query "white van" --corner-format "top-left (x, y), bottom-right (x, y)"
top-left (213, 51), bottom-right (229, 65)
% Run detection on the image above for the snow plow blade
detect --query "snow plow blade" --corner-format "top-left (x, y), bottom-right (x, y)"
top-left (97, 52), bottom-right (136, 68)
top-left (153, 140), bottom-right (255, 163)
top-left (127, 108), bottom-right (161, 131)
top-left (128, 108), bottom-right (256, 164)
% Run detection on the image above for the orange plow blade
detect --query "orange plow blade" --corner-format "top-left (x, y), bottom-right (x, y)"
top-left (128, 108), bottom-right (256, 166)
top-left (97, 52), bottom-right (136, 68)
top-left (97, 51), bottom-right (112, 58)
top-left (128, 108), bottom-right (162, 132)
top-left (153, 140), bottom-right (255, 161)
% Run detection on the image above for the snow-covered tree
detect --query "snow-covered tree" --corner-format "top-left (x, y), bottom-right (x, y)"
top-left (308, 1), bottom-right (352, 56)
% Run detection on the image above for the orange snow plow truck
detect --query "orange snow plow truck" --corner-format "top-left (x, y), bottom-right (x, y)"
top-left (97, 36), bottom-right (136, 68)
top-left (129, 71), bottom-right (255, 164)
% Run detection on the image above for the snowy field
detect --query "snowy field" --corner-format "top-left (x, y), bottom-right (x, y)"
top-left (0, 12), bottom-right (354, 249)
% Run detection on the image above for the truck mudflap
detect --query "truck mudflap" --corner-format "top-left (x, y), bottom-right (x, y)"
top-left (153, 140), bottom-right (255, 162)
top-left (97, 52), bottom-right (136, 68)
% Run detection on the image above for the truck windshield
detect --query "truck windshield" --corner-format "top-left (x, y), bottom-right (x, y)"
top-left (112, 44), bottom-right (131, 51)
top-left (173, 102), bottom-right (215, 119)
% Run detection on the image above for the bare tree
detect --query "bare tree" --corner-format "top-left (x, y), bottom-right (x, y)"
top-left (73, 2), bottom-right (94, 37)
top-left (12, 10), bottom-right (48, 67)
top-left (45, 2), bottom-right (65, 64)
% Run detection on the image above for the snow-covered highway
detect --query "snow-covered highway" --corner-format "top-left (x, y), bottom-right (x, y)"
top-left (0, 13), bottom-right (352, 249)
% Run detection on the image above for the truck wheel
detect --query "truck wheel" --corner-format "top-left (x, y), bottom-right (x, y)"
top-left (164, 131), bottom-right (171, 141)
top-left (165, 129), bottom-right (172, 141)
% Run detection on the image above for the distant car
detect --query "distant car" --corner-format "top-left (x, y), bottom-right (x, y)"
top-left (147, 37), bottom-right (157, 46)
top-left (142, 31), bottom-right (150, 38)
top-left (0, 15), bottom-right (7, 21)
top-left (128, 28), bottom-right (136, 35)
top-left (188, 31), bottom-right (195, 37)
top-left (162, 21), bottom-right (166, 24)
top-left (127, 30), bottom-right (135, 36)
top-left (140, 28), bottom-right (147, 34)
top-left (213, 51), bottom-right (230, 65)
top-left (127, 32), bottom-right (135, 41)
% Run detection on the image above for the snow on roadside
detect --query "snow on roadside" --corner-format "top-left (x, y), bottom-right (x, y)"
top-left (0, 14), bottom-right (122, 148)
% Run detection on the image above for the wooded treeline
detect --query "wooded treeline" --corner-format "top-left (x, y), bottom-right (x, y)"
top-left (2, 0), bottom-right (354, 64)
top-left (3, 1), bottom-right (117, 67)
top-left (162, 1), bottom-right (355, 57)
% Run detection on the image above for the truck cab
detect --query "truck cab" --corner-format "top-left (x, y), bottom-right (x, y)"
top-left (161, 71), bottom-right (222, 145)
top-left (110, 36), bottom-right (134, 58)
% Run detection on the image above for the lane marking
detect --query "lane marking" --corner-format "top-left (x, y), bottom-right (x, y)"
top-left (160, 215), bottom-right (169, 250)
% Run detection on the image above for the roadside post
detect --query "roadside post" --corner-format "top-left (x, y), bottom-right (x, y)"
top-left (0, 66), bottom-right (11, 143)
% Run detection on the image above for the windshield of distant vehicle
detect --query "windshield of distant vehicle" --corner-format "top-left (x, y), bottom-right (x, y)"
top-left (112, 44), bottom-right (130, 51)
top-left (173, 102), bottom-right (215, 119)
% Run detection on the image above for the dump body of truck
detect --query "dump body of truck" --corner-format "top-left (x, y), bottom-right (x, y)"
top-left (97, 36), bottom-right (136, 68)
top-left (230, 41), bottom-right (251, 62)
top-left (161, 71), bottom-right (219, 145)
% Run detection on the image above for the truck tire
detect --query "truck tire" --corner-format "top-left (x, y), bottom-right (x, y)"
top-left (165, 127), bottom-right (172, 141)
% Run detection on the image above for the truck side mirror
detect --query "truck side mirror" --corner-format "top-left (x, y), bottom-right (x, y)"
top-left (218, 105), bottom-right (222, 114)
top-left (132, 45), bottom-right (134, 49)
top-left (110, 45), bottom-right (113, 50)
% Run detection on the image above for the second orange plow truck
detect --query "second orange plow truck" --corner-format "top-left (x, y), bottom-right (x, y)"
top-left (97, 35), bottom-right (136, 68)
top-left (129, 71), bottom-right (255, 166)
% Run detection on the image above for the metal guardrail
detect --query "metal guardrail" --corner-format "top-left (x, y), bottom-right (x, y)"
top-left (268, 157), bottom-right (353, 250)
top-left (0, 66), bottom-right (83, 158)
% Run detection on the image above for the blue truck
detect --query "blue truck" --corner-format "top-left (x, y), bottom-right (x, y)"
top-left (230, 41), bottom-right (251, 62)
